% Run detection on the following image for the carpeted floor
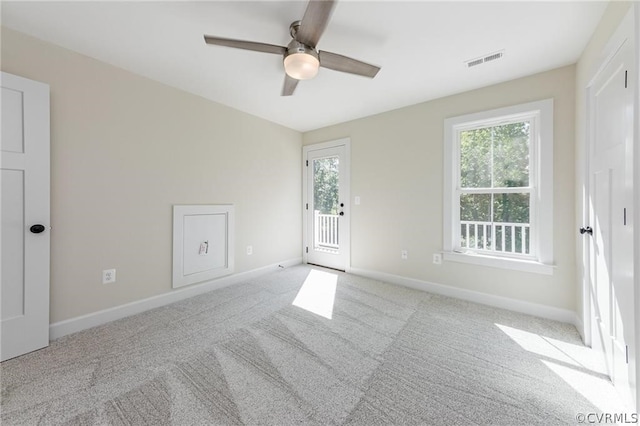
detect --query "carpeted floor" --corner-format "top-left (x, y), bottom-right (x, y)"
top-left (0, 265), bottom-right (626, 425)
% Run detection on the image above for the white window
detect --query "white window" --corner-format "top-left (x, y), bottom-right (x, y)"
top-left (443, 99), bottom-right (554, 275)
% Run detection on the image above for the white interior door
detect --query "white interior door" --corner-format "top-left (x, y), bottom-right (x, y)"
top-left (303, 140), bottom-right (350, 271)
top-left (587, 39), bottom-right (634, 407)
top-left (1, 72), bottom-right (51, 361)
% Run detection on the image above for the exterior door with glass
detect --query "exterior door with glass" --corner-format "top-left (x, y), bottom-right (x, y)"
top-left (303, 140), bottom-right (349, 271)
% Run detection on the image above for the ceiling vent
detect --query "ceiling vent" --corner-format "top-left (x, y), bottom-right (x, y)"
top-left (465, 50), bottom-right (505, 68)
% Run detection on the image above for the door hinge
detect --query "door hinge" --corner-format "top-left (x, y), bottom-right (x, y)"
top-left (624, 208), bottom-right (627, 225)
top-left (625, 70), bottom-right (628, 88)
top-left (306, 160), bottom-right (309, 167)
top-left (306, 247), bottom-right (308, 253)
top-left (626, 345), bottom-right (629, 364)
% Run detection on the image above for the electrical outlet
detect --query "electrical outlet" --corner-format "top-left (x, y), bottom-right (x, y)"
top-left (246, 245), bottom-right (253, 255)
top-left (433, 254), bottom-right (442, 265)
top-left (401, 250), bottom-right (408, 260)
top-left (102, 269), bottom-right (116, 284)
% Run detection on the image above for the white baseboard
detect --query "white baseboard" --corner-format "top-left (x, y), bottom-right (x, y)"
top-left (350, 267), bottom-right (577, 324)
top-left (49, 257), bottom-right (302, 340)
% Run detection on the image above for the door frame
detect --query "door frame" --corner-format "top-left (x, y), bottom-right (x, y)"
top-left (302, 138), bottom-right (351, 272)
top-left (582, 7), bottom-right (636, 408)
top-left (634, 4), bottom-right (640, 412)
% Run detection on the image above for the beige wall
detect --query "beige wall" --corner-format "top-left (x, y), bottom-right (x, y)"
top-left (304, 66), bottom-right (576, 311)
top-left (574, 1), bottom-right (632, 329)
top-left (5, 7), bottom-right (627, 323)
top-left (1, 27), bottom-right (302, 323)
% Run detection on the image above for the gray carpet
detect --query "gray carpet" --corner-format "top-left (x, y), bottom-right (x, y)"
top-left (0, 265), bottom-right (625, 425)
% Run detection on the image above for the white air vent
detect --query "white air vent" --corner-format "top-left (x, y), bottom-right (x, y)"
top-left (483, 52), bottom-right (503, 63)
top-left (465, 50), bottom-right (505, 68)
top-left (467, 58), bottom-right (484, 68)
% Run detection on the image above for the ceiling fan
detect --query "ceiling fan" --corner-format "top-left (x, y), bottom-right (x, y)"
top-left (203, 0), bottom-right (381, 96)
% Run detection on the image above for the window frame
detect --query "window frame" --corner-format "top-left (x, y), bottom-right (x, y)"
top-left (443, 99), bottom-right (554, 275)
top-left (455, 114), bottom-right (537, 260)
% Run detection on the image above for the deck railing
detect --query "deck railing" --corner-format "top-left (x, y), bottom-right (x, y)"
top-left (315, 211), bottom-right (339, 249)
top-left (460, 221), bottom-right (530, 255)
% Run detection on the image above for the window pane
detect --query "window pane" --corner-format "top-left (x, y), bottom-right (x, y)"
top-left (460, 193), bottom-right (491, 222)
top-left (460, 128), bottom-right (491, 188)
top-left (313, 157), bottom-right (339, 215)
top-left (460, 222), bottom-right (491, 251)
top-left (494, 222), bottom-right (530, 254)
top-left (493, 122), bottom-right (530, 187)
top-left (492, 193), bottom-right (529, 223)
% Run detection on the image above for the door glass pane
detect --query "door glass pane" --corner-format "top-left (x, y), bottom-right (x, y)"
top-left (313, 156), bottom-right (339, 252)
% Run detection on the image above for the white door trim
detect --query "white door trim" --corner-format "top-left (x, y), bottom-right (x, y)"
top-left (634, 3), bottom-right (640, 412)
top-left (302, 138), bottom-right (351, 272)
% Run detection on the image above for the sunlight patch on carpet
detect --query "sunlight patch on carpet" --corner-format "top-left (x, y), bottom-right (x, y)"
top-left (292, 269), bottom-right (337, 319)
top-left (496, 323), bottom-right (626, 413)
top-left (496, 324), bottom-right (588, 367)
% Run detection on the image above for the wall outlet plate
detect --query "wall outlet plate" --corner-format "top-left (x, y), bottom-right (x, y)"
top-left (433, 254), bottom-right (442, 265)
top-left (401, 250), bottom-right (408, 260)
top-left (246, 245), bottom-right (253, 255)
top-left (102, 269), bottom-right (116, 284)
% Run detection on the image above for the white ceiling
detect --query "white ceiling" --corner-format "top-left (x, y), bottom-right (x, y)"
top-left (2, 1), bottom-right (607, 132)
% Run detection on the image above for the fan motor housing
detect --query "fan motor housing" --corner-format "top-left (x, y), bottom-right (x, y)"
top-left (285, 39), bottom-right (318, 60)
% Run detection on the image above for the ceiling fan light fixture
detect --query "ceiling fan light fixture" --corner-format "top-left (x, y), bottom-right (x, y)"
top-left (203, 2), bottom-right (381, 96)
top-left (284, 40), bottom-right (319, 80)
top-left (284, 52), bottom-right (320, 80)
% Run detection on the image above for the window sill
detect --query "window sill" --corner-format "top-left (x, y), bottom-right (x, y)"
top-left (442, 251), bottom-right (554, 275)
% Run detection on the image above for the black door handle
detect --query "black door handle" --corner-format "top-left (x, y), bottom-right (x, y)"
top-left (30, 224), bottom-right (46, 234)
top-left (580, 226), bottom-right (593, 235)
top-left (339, 212), bottom-right (344, 216)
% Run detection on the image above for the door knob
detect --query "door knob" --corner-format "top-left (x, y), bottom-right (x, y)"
top-left (339, 212), bottom-right (344, 216)
top-left (30, 224), bottom-right (46, 234)
top-left (579, 226), bottom-right (593, 235)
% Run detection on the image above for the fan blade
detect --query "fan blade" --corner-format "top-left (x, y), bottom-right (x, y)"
top-left (319, 51), bottom-right (380, 78)
top-left (204, 35), bottom-right (286, 55)
top-left (296, 0), bottom-right (336, 48)
top-left (282, 74), bottom-right (299, 96)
